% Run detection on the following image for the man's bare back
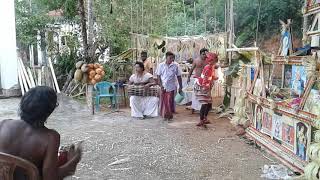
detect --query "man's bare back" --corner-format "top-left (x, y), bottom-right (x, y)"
top-left (0, 86), bottom-right (82, 180)
top-left (0, 119), bottom-right (56, 168)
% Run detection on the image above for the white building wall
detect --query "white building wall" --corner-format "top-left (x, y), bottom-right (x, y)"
top-left (0, 0), bottom-right (18, 89)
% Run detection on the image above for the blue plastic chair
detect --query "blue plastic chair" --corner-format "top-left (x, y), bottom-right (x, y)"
top-left (94, 81), bottom-right (117, 111)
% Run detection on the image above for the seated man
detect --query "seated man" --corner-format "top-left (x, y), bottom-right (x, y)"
top-left (0, 86), bottom-right (82, 180)
top-left (129, 62), bottom-right (159, 119)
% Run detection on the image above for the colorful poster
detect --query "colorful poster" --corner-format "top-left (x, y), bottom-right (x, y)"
top-left (261, 110), bottom-right (273, 136)
top-left (283, 65), bottom-right (292, 88)
top-left (295, 122), bottom-right (309, 161)
top-left (291, 66), bottom-right (306, 97)
top-left (281, 116), bottom-right (295, 152)
top-left (304, 80), bottom-right (320, 116)
top-left (254, 105), bottom-right (263, 131)
top-left (272, 114), bottom-right (282, 141)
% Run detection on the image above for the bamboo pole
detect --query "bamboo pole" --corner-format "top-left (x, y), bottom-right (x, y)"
top-left (183, 0), bottom-right (186, 35)
top-left (255, 0), bottom-right (262, 45)
top-left (166, 5), bottom-right (168, 36)
top-left (48, 57), bottom-right (61, 93)
top-left (130, 0), bottom-right (133, 33)
top-left (17, 63), bottom-right (25, 95)
top-left (18, 58), bottom-right (32, 88)
top-left (27, 67), bottom-right (36, 87)
top-left (141, 0), bottom-right (144, 34)
top-left (303, 0), bottom-right (308, 45)
top-left (18, 60), bottom-right (29, 92)
top-left (136, 0), bottom-right (139, 33)
top-left (194, 1), bottom-right (196, 35)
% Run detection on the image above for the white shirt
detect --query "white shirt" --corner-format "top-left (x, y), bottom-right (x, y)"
top-left (156, 62), bottom-right (182, 92)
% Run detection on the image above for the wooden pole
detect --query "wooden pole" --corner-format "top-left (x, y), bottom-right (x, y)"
top-left (303, 0), bottom-right (308, 45)
top-left (18, 60), bottom-right (29, 92)
top-left (17, 63), bottom-right (25, 95)
top-left (130, 0), bottom-right (133, 33)
top-left (194, 1), bottom-right (196, 35)
top-left (136, 0), bottom-right (139, 33)
top-left (166, 5), bottom-right (168, 36)
top-left (255, 0), bottom-right (262, 45)
top-left (151, 3), bottom-right (153, 33)
top-left (183, 0), bottom-right (187, 35)
top-left (27, 67), bottom-right (36, 87)
top-left (48, 57), bottom-right (61, 93)
top-left (141, 0), bottom-right (144, 34)
top-left (204, 0), bottom-right (208, 33)
top-left (18, 58), bottom-right (32, 88)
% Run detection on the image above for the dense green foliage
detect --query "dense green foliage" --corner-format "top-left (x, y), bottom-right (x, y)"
top-left (15, 0), bottom-right (305, 55)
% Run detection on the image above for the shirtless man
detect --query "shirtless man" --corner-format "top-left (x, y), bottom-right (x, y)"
top-left (187, 48), bottom-right (209, 84)
top-left (0, 86), bottom-right (82, 180)
top-left (187, 48), bottom-right (209, 112)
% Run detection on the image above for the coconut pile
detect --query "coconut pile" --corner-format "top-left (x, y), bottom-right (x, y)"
top-left (74, 61), bottom-right (106, 84)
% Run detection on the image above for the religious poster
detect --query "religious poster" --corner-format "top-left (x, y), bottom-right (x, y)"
top-left (295, 122), bottom-right (309, 161)
top-left (304, 80), bottom-right (320, 116)
top-left (291, 66), bottom-right (306, 97)
top-left (261, 109), bottom-right (273, 136)
top-left (271, 65), bottom-right (283, 88)
top-left (272, 114), bottom-right (282, 142)
top-left (254, 105), bottom-right (263, 131)
top-left (283, 65), bottom-right (292, 89)
top-left (281, 116), bottom-right (295, 152)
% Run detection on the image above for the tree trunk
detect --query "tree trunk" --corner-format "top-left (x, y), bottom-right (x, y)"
top-left (79, 0), bottom-right (88, 61)
top-left (86, 0), bottom-right (95, 115)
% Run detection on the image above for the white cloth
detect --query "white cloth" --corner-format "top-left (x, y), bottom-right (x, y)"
top-left (129, 72), bottom-right (159, 118)
top-left (191, 80), bottom-right (201, 111)
top-left (130, 96), bottom-right (159, 118)
top-left (156, 62), bottom-right (182, 92)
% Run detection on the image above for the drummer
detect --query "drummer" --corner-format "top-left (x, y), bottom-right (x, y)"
top-left (128, 62), bottom-right (159, 119)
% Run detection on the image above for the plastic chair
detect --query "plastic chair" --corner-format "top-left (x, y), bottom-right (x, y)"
top-left (0, 152), bottom-right (40, 180)
top-left (94, 81), bottom-right (117, 111)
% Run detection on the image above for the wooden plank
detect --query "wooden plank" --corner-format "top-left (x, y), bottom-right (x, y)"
top-left (226, 47), bottom-right (259, 52)
top-left (17, 63), bottom-right (25, 95)
top-left (18, 60), bottom-right (29, 92)
top-left (18, 59), bottom-right (32, 88)
top-left (27, 67), bottom-right (36, 87)
top-left (246, 127), bottom-right (305, 172)
top-left (48, 57), bottom-right (61, 93)
top-left (37, 69), bottom-right (42, 86)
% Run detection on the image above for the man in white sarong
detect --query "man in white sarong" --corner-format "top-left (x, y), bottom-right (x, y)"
top-left (187, 48), bottom-right (209, 111)
top-left (129, 62), bottom-right (159, 119)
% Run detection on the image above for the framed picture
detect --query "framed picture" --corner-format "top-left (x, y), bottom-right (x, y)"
top-left (281, 116), bottom-right (295, 152)
top-left (272, 113), bottom-right (282, 142)
top-left (261, 109), bottom-right (273, 136)
top-left (295, 122), bottom-right (310, 161)
top-left (254, 105), bottom-right (263, 131)
top-left (291, 66), bottom-right (307, 97)
top-left (303, 80), bottom-right (320, 116)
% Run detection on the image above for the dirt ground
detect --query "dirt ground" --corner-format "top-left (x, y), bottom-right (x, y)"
top-left (0, 95), bottom-right (278, 180)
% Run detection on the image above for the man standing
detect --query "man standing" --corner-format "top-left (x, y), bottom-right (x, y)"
top-left (157, 51), bottom-right (183, 121)
top-left (187, 48), bottom-right (209, 111)
top-left (140, 51), bottom-right (154, 74)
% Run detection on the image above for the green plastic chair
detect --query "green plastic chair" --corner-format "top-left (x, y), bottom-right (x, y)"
top-left (94, 81), bottom-right (117, 111)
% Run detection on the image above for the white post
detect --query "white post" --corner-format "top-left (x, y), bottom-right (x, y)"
top-left (0, 0), bottom-right (18, 95)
